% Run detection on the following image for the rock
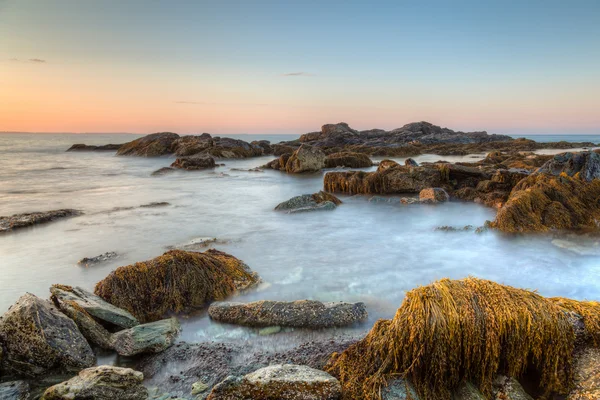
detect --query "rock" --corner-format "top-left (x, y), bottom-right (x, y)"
top-left (168, 237), bottom-right (220, 251)
top-left (192, 381), bottom-right (210, 396)
top-left (207, 364), bottom-right (341, 400)
top-left (285, 144), bottom-right (326, 173)
top-left (275, 191), bottom-right (342, 213)
top-left (0, 209), bottom-right (81, 233)
top-left (171, 153), bottom-right (216, 170)
top-left (492, 375), bottom-right (533, 400)
top-left (380, 378), bottom-right (420, 400)
top-left (324, 152), bottom-right (373, 168)
top-left (0, 381), bottom-right (30, 400)
top-left (536, 151), bottom-right (600, 181)
top-left (94, 249), bottom-right (261, 322)
top-left (41, 366), bottom-right (148, 400)
top-left (251, 140), bottom-right (273, 155)
top-left (67, 143), bottom-right (123, 151)
top-left (492, 173), bottom-right (600, 233)
top-left (453, 382), bottom-right (485, 400)
top-left (404, 158), bottom-right (419, 167)
top-left (78, 251), bottom-right (119, 266)
top-left (419, 187), bottom-right (449, 203)
top-left (50, 285), bottom-right (139, 328)
top-left (568, 347), bottom-right (600, 399)
top-left (208, 300), bottom-right (368, 328)
top-left (0, 293), bottom-right (95, 376)
top-left (151, 167), bottom-right (177, 176)
top-left (258, 326), bottom-right (281, 336)
top-left (140, 201), bottom-right (170, 208)
top-left (111, 318), bottom-right (180, 356)
top-left (117, 132), bottom-right (180, 157)
top-left (436, 225), bottom-right (474, 232)
top-left (378, 160), bottom-right (400, 171)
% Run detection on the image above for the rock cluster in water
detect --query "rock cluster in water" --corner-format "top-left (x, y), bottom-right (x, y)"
top-left (0, 209), bottom-right (81, 233)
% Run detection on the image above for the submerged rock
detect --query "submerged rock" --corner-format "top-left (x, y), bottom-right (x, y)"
top-left (94, 249), bottom-right (261, 322)
top-left (41, 366), bottom-right (148, 400)
top-left (208, 300), bottom-right (367, 328)
top-left (285, 144), bottom-right (327, 173)
top-left (67, 143), bottom-right (123, 151)
top-left (117, 132), bottom-right (180, 157)
top-left (535, 151), bottom-right (600, 181)
top-left (0, 381), bottom-right (30, 400)
top-left (151, 167), bottom-right (177, 176)
top-left (171, 153), bottom-right (216, 170)
top-left (0, 209), bottom-right (81, 233)
top-left (324, 152), bottom-right (373, 168)
top-left (78, 251), bottom-right (119, 266)
top-left (207, 364), bottom-right (342, 400)
top-left (111, 318), bottom-right (180, 357)
top-left (0, 293), bottom-right (95, 377)
top-left (275, 191), bottom-right (342, 213)
top-left (419, 187), bottom-right (449, 203)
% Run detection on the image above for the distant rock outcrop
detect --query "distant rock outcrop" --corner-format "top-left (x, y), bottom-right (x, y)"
top-left (0, 209), bottom-right (81, 233)
top-left (67, 143), bottom-right (123, 151)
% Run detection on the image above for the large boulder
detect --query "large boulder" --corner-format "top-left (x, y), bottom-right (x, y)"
top-left (274, 191), bottom-right (342, 213)
top-left (0, 209), bottom-right (81, 233)
top-left (535, 151), bottom-right (600, 181)
top-left (171, 153), bottom-right (216, 170)
top-left (111, 318), bottom-right (180, 356)
top-left (324, 152), bottom-right (373, 168)
top-left (117, 132), bottom-right (180, 157)
top-left (285, 144), bottom-right (326, 173)
top-left (207, 364), bottom-right (342, 400)
top-left (208, 300), bottom-right (367, 328)
top-left (0, 293), bottom-right (95, 376)
top-left (492, 173), bottom-right (600, 233)
top-left (94, 249), bottom-right (261, 322)
top-left (41, 366), bottom-right (148, 400)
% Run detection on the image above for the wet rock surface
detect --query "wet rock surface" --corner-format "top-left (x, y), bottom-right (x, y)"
top-left (208, 300), bottom-right (368, 329)
top-left (77, 251), bottom-right (119, 266)
top-left (171, 153), bottom-right (216, 170)
top-left (67, 143), bottom-right (123, 151)
top-left (0, 209), bottom-right (81, 233)
top-left (207, 364), bottom-right (342, 400)
top-left (0, 293), bottom-right (95, 377)
top-left (568, 347), bottom-right (600, 399)
top-left (419, 187), bottom-right (449, 203)
top-left (41, 366), bottom-right (148, 400)
top-left (111, 317), bottom-right (180, 356)
top-left (275, 191), bottom-right (342, 213)
top-left (492, 375), bottom-right (533, 400)
top-left (151, 166), bottom-right (177, 176)
top-left (0, 380), bottom-right (30, 400)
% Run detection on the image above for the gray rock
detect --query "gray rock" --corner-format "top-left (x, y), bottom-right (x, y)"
top-left (111, 318), bottom-right (180, 357)
top-left (275, 191), bottom-right (342, 213)
top-left (492, 375), bottom-right (533, 400)
top-left (67, 143), bottom-right (122, 152)
top-left (380, 378), bottom-right (420, 400)
top-left (287, 201), bottom-right (337, 213)
top-left (77, 251), bottom-right (119, 266)
top-left (208, 300), bottom-right (367, 329)
top-left (0, 381), bottom-right (30, 400)
top-left (535, 151), bottom-right (600, 181)
top-left (50, 285), bottom-right (138, 329)
top-left (41, 366), bottom-right (148, 400)
top-left (0, 293), bottom-right (95, 377)
top-left (0, 210), bottom-right (81, 233)
top-left (284, 144), bottom-right (326, 173)
top-left (453, 382), bottom-right (485, 400)
top-left (569, 347), bottom-right (600, 399)
top-left (151, 167), bottom-right (177, 176)
top-left (419, 187), bottom-right (450, 203)
top-left (207, 364), bottom-right (341, 400)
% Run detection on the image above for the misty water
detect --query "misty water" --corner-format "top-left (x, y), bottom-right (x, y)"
top-left (1, 133), bottom-right (600, 357)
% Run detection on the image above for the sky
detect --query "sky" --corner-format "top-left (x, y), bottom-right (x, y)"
top-left (0, 0), bottom-right (599, 135)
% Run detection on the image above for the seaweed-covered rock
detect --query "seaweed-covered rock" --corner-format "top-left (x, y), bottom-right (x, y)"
top-left (419, 188), bottom-right (449, 203)
top-left (171, 153), bottom-right (216, 170)
top-left (67, 143), bottom-right (123, 151)
top-left (404, 158), bottom-right (419, 167)
top-left (274, 191), bottom-right (342, 213)
top-left (324, 152), bottom-right (373, 168)
top-left (207, 364), bottom-right (341, 400)
top-left (492, 173), bottom-right (600, 233)
top-left (0, 209), bottom-right (81, 233)
top-left (41, 366), bottom-right (148, 400)
top-left (285, 144), bottom-right (326, 173)
top-left (117, 132), bottom-right (180, 157)
top-left (111, 318), bottom-right (180, 356)
top-left (536, 151), bottom-right (600, 181)
top-left (208, 300), bottom-right (367, 328)
top-left (94, 249), bottom-right (261, 322)
top-left (0, 293), bottom-right (95, 377)
top-left (378, 160), bottom-right (400, 171)
top-left (0, 381), bottom-right (30, 400)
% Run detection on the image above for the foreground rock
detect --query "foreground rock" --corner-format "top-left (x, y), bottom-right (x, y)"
top-left (0, 209), bottom-right (81, 233)
top-left (41, 366), bottom-right (148, 400)
top-left (275, 191), bottom-right (342, 213)
top-left (209, 300), bottom-right (367, 328)
top-left (67, 143), bottom-right (122, 151)
top-left (535, 151), bottom-right (600, 181)
top-left (419, 187), bottom-right (449, 203)
top-left (111, 318), bottom-right (180, 356)
top-left (324, 152), bottom-right (373, 168)
top-left (95, 249), bottom-right (261, 322)
top-left (0, 293), bottom-right (95, 376)
top-left (285, 144), bottom-right (327, 173)
top-left (171, 153), bottom-right (216, 170)
top-left (207, 364), bottom-right (341, 400)
top-left (492, 173), bottom-right (600, 233)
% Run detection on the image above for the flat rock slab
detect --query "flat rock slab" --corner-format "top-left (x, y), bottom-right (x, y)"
top-left (50, 285), bottom-right (139, 329)
top-left (112, 318), bottom-right (180, 357)
top-left (208, 300), bottom-right (367, 329)
top-left (41, 366), bottom-right (148, 400)
top-left (0, 209), bottom-right (81, 233)
top-left (0, 293), bottom-right (95, 376)
top-left (207, 364), bottom-right (341, 400)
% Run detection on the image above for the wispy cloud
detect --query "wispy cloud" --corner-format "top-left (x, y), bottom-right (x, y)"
top-left (7, 58), bottom-right (47, 63)
top-left (281, 72), bottom-right (314, 77)
top-left (29, 58), bottom-right (46, 63)
top-left (175, 101), bottom-right (271, 107)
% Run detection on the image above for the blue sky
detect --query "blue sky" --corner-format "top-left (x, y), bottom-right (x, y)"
top-left (1, 0), bottom-right (599, 134)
